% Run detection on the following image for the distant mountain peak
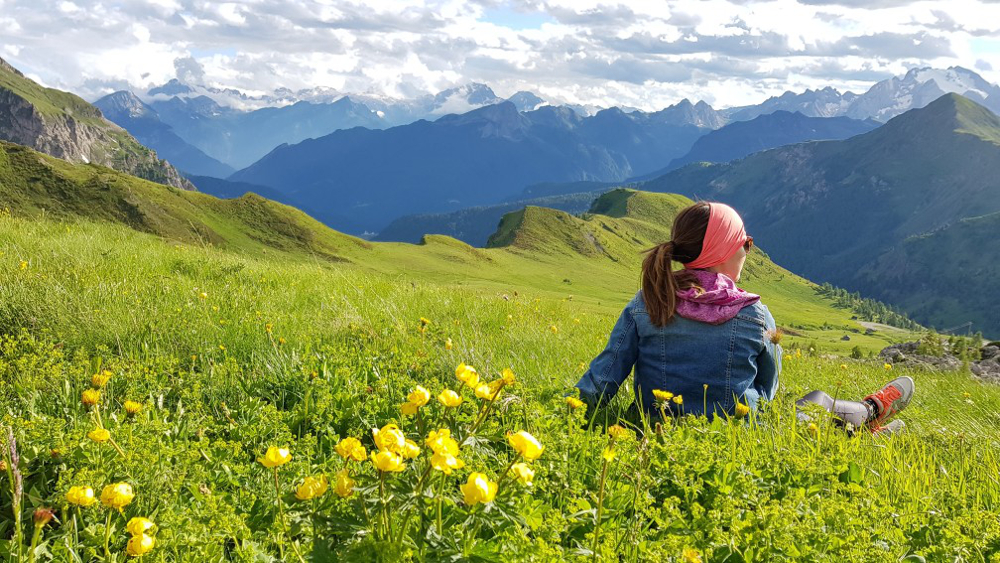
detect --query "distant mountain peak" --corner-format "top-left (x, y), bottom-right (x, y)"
top-left (96, 90), bottom-right (156, 120)
top-left (148, 78), bottom-right (194, 97)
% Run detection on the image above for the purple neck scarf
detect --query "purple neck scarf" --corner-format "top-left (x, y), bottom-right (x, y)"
top-left (674, 269), bottom-right (760, 325)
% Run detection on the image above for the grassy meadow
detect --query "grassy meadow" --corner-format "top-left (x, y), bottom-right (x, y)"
top-left (1, 204), bottom-right (999, 562)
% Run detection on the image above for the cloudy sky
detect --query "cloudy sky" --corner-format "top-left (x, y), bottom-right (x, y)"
top-left (1, 0), bottom-right (999, 109)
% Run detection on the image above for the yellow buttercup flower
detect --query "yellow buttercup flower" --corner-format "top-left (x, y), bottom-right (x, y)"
top-left (501, 368), bottom-right (516, 386)
top-left (430, 453), bottom-right (465, 474)
top-left (508, 430), bottom-right (544, 461)
top-left (474, 383), bottom-right (494, 400)
top-left (884, 363), bottom-right (893, 370)
top-left (460, 472), bottom-right (497, 506)
top-left (735, 403), bottom-right (751, 417)
top-left (334, 469), bottom-right (355, 498)
top-left (123, 400), bottom-right (142, 415)
top-left (566, 396), bottom-right (584, 410)
top-left (426, 428), bottom-right (460, 455)
top-left (371, 450), bottom-right (406, 472)
top-left (445, 338), bottom-right (453, 350)
top-left (199, 292), bottom-right (208, 299)
top-left (87, 428), bottom-right (111, 443)
top-left (455, 363), bottom-right (480, 389)
top-left (335, 437), bottom-right (367, 462)
top-left (258, 446), bottom-right (292, 468)
top-left (602, 447), bottom-right (616, 462)
top-left (549, 325), bottom-right (558, 334)
top-left (807, 422), bottom-right (819, 436)
top-left (682, 547), bottom-right (703, 563)
top-left (407, 386), bottom-right (431, 407)
top-left (66, 486), bottom-right (97, 507)
top-left (608, 424), bottom-right (628, 440)
top-left (420, 317), bottom-right (431, 326)
top-left (372, 423), bottom-right (406, 453)
top-left (295, 475), bottom-right (329, 501)
top-left (402, 439), bottom-right (421, 459)
top-left (401, 402), bottom-right (419, 416)
top-left (82, 389), bottom-right (100, 407)
top-left (126, 533), bottom-right (155, 557)
top-left (438, 389), bottom-right (463, 408)
top-left (100, 483), bottom-right (135, 510)
top-left (511, 462), bottom-right (535, 485)
top-left (126, 517), bottom-right (154, 536)
top-left (672, 395), bottom-right (684, 405)
top-left (840, 364), bottom-right (848, 370)
top-left (91, 370), bottom-right (112, 388)
top-left (652, 389), bottom-right (673, 402)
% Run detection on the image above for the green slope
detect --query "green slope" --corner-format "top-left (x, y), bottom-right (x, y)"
top-left (0, 141), bottom-right (919, 354)
top-left (0, 57), bottom-right (193, 190)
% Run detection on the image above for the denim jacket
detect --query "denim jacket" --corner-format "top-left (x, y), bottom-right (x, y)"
top-left (575, 290), bottom-right (782, 418)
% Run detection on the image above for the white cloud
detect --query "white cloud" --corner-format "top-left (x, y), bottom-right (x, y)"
top-left (0, 0), bottom-right (997, 109)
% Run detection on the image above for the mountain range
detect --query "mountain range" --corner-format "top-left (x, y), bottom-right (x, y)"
top-left (226, 100), bottom-right (714, 234)
top-left (0, 57), bottom-right (193, 190)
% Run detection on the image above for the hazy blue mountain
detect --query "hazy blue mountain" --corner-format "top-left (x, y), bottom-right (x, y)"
top-left (94, 91), bottom-right (234, 177)
top-left (721, 87), bottom-right (858, 121)
top-left (186, 175), bottom-right (289, 202)
top-left (229, 101), bottom-right (715, 235)
top-left (650, 111), bottom-right (880, 176)
top-left (640, 94), bottom-right (1000, 334)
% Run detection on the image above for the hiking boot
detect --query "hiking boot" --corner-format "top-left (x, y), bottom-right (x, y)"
top-left (870, 419), bottom-right (905, 436)
top-left (864, 376), bottom-right (914, 426)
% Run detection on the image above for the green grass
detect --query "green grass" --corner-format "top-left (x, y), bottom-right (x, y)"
top-left (0, 64), bottom-right (105, 126)
top-left (0, 208), bottom-right (998, 561)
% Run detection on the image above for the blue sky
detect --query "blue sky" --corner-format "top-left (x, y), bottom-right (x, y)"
top-left (0, 0), bottom-right (998, 109)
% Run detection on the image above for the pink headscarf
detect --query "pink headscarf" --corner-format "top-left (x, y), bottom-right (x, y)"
top-left (684, 202), bottom-right (747, 269)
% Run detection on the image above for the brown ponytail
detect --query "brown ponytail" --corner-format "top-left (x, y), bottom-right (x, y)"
top-left (641, 202), bottom-right (711, 327)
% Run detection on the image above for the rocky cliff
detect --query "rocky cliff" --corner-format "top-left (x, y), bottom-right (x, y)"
top-left (0, 57), bottom-right (193, 190)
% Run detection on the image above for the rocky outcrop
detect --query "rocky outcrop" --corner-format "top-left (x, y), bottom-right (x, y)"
top-left (0, 57), bottom-right (193, 190)
top-left (880, 340), bottom-right (1000, 383)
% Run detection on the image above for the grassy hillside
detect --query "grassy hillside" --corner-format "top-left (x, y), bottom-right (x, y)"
top-left (2, 146), bottom-right (999, 561)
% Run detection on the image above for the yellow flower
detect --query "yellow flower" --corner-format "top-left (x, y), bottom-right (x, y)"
top-left (100, 483), bottom-right (135, 510)
top-left (199, 292), bottom-right (208, 299)
top-left (430, 453), bottom-right (465, 474)
top-left (126, 533), bottom-right (155, 557)
top-left (602, 447), bottom-right (616, 462)
top-left (123, 400), bottom-right (142, 415)
top-left (87, 428), bottom-right (111, 443)
top-left (401, 402), bottom-right (419, 416)
top-left (511, 462), bottom-right (535, 485)
top-left (335, 437), bottom-right (367, 461)
top-left (66, 486), bottom-right (96, 507)
top-left (438, 389), bottom-right (463, 408)
top-left (82, 389), bottom-right (100, 407)
top-left (372, 423), bottom-right (406, 453)
top-left (672, 395), bottom-right (684, 405)
top-left (460, 472), bottom-right (497, 506)
top-left (735, 403), bottom-right (751, 417)
top-left (258, 446), bottom-right (292, 468)
top-left (371, 450), bottom-right (406, 472)
top-left (884, 363), bottom-right (893, 370)
top-left (549, 325), bottom-right (558, 334)
top-left (474, 383), bottom-right (495, 400)
top-left (420, 317), bottom-right (431, 327)
top-left (218, 344), bottom-right (226, 352)
top-left (91, 370), bottom-right (112, 388)
top-left (334, 469), bottom-right (355, 498)
top-left (840, 364), bottom-right (848, 370)
top-left (807, 422), bottom-right (819, 436)
top-left (408, 386), bottom-right (431, 407)
top-left (126, 517), bottom-right (154, 536)
top-left (455, 363), bottom-right (480, 389)
top-left (566, 396), bottom-right (584, 410)
top-left (501, 368), bottom-right (516, 386)
top-left (402, 439), bottom-right (421, 459)
top-left (20, 260), bottom-right (28, 270)
top-left (574, 318), bottom-right (581, 324)
top-left (608, 424), bottom-right (628, 440)
top-left (682, 547), bottom-right (703, 563)
top-left (445, 338), bottom-right (453, 350)
top-left (295, 475), bottom-right (329, 501)
top-left (426, 428), bottom-right (460, 455)
top-left (652, 389), bottom-right (673, 402)
top-left (508, 430), bottom-right (544, 461)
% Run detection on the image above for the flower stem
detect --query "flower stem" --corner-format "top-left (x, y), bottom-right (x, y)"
top-left (591, 454), bottom-right (611, 561)
top-left (273, 468), bottom-right (307, 563)
top-left (102, 510), bottom-right (113, 559)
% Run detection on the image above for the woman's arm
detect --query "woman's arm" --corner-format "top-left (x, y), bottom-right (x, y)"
top-left (756, 305), bottom-right (782, 400)
top-left (574, 301), bottom-right (640, 411)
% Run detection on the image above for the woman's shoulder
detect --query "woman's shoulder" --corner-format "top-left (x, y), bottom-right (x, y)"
top-left (736, 299), bottom-right (775, 327)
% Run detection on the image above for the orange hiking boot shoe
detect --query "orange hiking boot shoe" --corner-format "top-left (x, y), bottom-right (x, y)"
top-left (864, 376), bottom-right (914, 426)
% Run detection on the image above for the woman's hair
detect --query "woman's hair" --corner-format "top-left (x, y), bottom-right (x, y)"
top-left (641, 202), bottom-right (711, 327)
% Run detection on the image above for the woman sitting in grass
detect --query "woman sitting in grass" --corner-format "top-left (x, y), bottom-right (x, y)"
top-left (574, 201), bottom-right (913, 434)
